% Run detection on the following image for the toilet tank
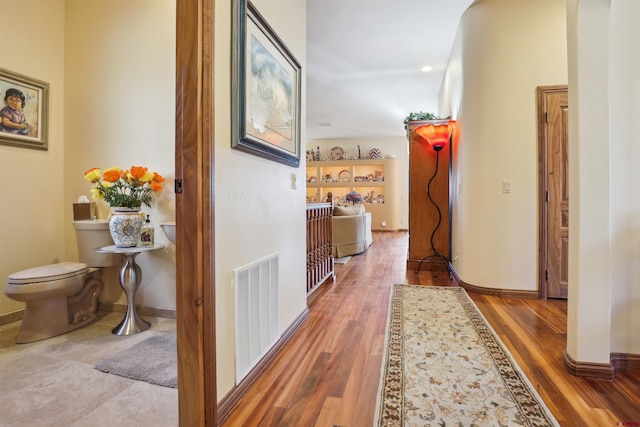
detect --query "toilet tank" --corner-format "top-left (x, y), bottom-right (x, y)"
top-left (72, 220), bottom-right (119, 267)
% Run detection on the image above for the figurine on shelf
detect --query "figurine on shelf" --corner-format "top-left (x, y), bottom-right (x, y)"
top-left (326, 192), bottom-right (333, 203)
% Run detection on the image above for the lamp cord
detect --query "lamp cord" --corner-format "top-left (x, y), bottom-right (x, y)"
top-left (415, 148), bottom-right (450, 277)
top-left (427, 150), bottom-right (443, 258)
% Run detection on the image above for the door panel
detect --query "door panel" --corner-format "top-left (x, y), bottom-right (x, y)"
top-left (539, 86), bottom-right (569, 299)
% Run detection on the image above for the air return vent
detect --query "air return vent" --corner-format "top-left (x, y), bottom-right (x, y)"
top-left (234, 253), bottom-right (280, 383)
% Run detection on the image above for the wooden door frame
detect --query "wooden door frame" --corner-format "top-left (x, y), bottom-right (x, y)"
top-left (537, 85), bottom-right (568, 300)
top-left (176, 0), bottom-right (216, 425)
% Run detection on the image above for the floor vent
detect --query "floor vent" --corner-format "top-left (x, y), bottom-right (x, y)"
top-left (234, 253), bottom-right (280, 383)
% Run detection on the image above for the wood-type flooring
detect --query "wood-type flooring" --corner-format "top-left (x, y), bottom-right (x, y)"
top-left (221, 231), bottom-right (640, 427)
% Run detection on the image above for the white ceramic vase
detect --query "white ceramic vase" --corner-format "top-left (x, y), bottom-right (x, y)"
top-left (109, 207), bottom-right (144, 248)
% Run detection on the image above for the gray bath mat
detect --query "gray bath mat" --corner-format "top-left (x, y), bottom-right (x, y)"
top-left (94, 334), bottom-right (177, 388)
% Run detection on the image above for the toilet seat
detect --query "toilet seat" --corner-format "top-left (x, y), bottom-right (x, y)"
top-left (8, 262), bottom-right (89, 285)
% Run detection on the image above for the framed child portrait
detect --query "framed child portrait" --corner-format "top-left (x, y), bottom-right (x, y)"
top-left (0, 68), bottom-right (49, 151)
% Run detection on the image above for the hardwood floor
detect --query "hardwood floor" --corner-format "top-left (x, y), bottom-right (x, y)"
top-left (221, 231), bottom-right (640, 427)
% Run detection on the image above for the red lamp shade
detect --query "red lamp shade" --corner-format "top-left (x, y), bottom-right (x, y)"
top-left (415, 120), bottom-right (455, 151)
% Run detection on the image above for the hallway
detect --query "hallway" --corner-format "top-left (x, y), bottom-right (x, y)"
top-left (222, 231), bottom-right (640, 426)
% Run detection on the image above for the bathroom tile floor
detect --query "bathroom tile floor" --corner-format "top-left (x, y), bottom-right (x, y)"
top-left (0, 311), bottom-right (178, 427)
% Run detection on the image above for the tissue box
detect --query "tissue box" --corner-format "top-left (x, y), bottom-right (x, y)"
top-left (73, 202), bottom-right (96, 220)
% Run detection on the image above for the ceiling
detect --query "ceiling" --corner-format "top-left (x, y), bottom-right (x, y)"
top-left (305, 0), bottom-right (474, 141)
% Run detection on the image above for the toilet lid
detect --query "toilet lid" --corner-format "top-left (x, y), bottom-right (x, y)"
top-left (8, 262), bottom-right (89, 285)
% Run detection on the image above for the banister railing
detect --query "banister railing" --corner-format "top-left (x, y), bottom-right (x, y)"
top-left (306, 203), bottom-right (334, 294)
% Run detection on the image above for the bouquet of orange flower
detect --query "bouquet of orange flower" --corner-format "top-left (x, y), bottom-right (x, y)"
top-left (83, 166), bottom-right (165, 209)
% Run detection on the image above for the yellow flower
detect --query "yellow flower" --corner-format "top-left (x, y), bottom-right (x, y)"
top-left (140, 171), bottom-right (155, 183)
top-left (90, 187), bottom-right (105, 200)
top-left (82, 165), bottom-right (165, 208)
top-left (83, 168), bottom-right (101, 184)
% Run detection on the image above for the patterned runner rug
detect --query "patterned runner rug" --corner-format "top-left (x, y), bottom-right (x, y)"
top-left (374, 285), bottom-right (559, 426)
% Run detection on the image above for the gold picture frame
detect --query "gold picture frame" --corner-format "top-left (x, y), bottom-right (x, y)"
top-left (0, 68), bottom-right (49, 150)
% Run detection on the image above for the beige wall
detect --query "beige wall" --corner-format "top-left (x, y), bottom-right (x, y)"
top-left (214, 0), bottom-right (308, 399)
top-left (0, 0), bottom-right (67, 316)
top-left (0, 0), bottom-right (177, 317)
top-left (64, 0), bottom-right (177, 309)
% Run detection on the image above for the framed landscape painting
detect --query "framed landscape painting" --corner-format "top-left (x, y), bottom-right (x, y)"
top-left (0, 68), bottom-right (49, 150)
top-left (232, 0), bottom-right (302, 167)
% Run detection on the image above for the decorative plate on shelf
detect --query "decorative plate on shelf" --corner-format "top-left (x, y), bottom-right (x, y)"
top-left (338, 170), bottom-right (351, 182)
top-left (329, 146), bottom-right (344, 160)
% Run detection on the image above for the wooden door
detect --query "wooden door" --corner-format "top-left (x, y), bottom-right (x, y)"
top-left (176, 0), bottom-right (217, 424)
top-left (538, 86), bottom-right (569, 299)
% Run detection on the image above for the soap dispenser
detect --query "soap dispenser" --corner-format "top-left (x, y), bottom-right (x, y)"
top-left (140, 214), bottom-right (155, 247)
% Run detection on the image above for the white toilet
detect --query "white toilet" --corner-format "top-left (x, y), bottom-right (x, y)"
top-left (4, 220), bottom-right (119, 343)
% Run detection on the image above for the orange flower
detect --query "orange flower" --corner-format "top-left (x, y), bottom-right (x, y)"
top-left (130, 166), bottom-right (148, 179)
top-left (102, 167), bottom-right (123, 183)
top-left (83, 165), bottom-right (164, 208)
top-left (153, 172), bottom-right (165, 184)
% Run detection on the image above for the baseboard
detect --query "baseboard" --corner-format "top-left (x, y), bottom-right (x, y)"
top-left (0, 309), bottom-right (24, 326)
top-left (610, 352), bottom-right (640, 370)
top-left (0, 303), bottom-right (174, 327)
top-left (450, 266), bottom-right (540, 299)
top-left (216, 308), bottom-right (310, 425)
top-left (564, 350), bottom-right (615, 379)
top-left (97, 301), bottom-right (176, 319)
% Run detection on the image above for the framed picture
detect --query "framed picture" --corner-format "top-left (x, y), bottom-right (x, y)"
top-left (232, 0), bottom-right (302, 167)
top-left (0, 68), bottom-right (49, 150)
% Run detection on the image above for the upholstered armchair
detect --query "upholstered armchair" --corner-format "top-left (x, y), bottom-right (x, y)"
top-left (332, 205), bottom-right (373, 257)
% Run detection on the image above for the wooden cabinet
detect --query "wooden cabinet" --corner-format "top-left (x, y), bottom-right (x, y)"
top-left (306, 158), bottom-right (399, 230)
top-left (406, 123), bottom-right (451, 271)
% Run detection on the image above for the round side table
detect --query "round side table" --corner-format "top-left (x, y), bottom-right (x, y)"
top-left (95, 244), bottom-right (164, 335)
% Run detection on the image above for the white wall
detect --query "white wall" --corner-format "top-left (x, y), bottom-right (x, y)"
top-left (444, 0), bottom-right (640, 364)
top-left (443, 0), bottom-right (568, 291)
top-left (0, 0), bottom-right (177, 319)
top-left (609, 0), bottom-right (640, 355)
top-left (214, 0), bottom-right (308, 400)
top-left (565, 0), bottom-right (612, 365)
top-left (309, 137), bottom-right (409, 229)
top-left (0, 0), bottom-right (66, 316)
top-left (565, 0), bottom-right (640, 361)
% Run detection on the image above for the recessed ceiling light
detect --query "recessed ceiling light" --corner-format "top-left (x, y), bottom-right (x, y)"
top-left (421, 65), bottom-right (433, 72)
